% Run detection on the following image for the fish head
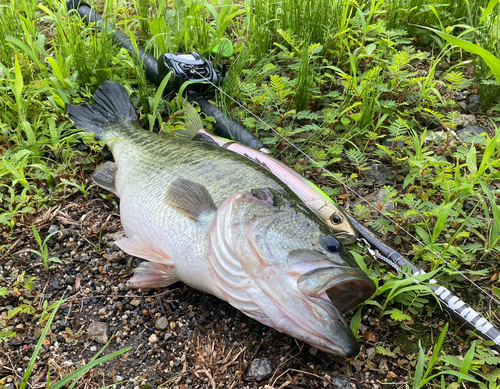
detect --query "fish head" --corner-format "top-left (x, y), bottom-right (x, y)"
top-left (210, 188), bottom-right (375, 357)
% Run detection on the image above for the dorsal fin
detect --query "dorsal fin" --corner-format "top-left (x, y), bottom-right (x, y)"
top-left (165, 179), bottom-right (217, 221)
top-left (91, 161), bottom-right (118, 195)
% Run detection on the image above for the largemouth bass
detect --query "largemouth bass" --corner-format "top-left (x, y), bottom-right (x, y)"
top-left (66, 81), bottom-right (375, 357)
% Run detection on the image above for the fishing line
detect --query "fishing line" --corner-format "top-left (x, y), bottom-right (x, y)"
top-left (191, 68), bottom-right (500, 308)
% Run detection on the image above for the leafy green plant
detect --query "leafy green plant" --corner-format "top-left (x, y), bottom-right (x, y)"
top-left (410, 324), bottom-right (480, 388)
top-left (28, 225), bottom-right (63, 272)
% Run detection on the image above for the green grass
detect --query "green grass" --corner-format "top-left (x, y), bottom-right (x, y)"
top-left (1, 0), bottom-right (500, 387)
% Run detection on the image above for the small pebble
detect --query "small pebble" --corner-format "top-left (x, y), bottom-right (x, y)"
top-left (88, 322), bottom-right (109, 344)
top-left (248, 358), bottom-right (273, 381)
top-left (130, 299), bottom-right (141, 307)
top-left (155, 317), bottom-right (169, 331)
top-left (117, 283), bottom-right (127, 292)
top-left (148, 334), bottom-right (158, 344)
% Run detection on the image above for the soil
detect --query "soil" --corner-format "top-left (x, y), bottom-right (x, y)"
top-left (0, 176), bottom-right (489, 389)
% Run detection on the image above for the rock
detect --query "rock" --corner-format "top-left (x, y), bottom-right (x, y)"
top-left (88, 322), bottom-right (109, 344)
top-left (117, 283), bottom-right (127, 292)
top-left (354, 189), bottom-right (395, 214)
top-left (103, 253), bottom-right (119, 262)
top-left (330, 375), bottom-right (353, 389)
top-left (130, 299), bottom-right (141, 307)
top-left (51, 277), bottom-right (61, 290)
top-left (90, 346), bottom-right (97, 352)
top-left (98, 307), bottom-right (106, 316)
top-left (59, 319), bottom-right (70, 329)
top-left (453, 91), bottom-right (467, 101)
top-left (364, 164), bottom-right (396, 185)
top-left (48, 225), bottom-right (59, 234)
top-left (155, 317), bottom-right (169, 331)
top-left (148, 334), bottom-right (158, 344)
top-left (64, 275), bottom-right (74, 285)
top-left (115, 376), bottom-right (124, 382)
top-left (248, 358), bottom-right (273, 382)
top-left (380, 137), bottom-right (404, 149)
top-left (467, 94), bottom-right (480, 112)
top-left (456, 125), bottom-right (488, 143)
top-left (456, 114), bottom-right (476, 128)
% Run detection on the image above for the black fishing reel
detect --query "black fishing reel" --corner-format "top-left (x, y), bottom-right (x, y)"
top-left (158, 52), bottom-right (224, 96)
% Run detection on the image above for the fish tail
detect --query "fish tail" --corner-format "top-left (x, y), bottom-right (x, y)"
top-left (66, 81), bottom-right (137, 139)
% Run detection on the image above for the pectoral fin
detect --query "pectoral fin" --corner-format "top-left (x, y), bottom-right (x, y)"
top-left (165, 179), bottom-right (217, 221)
top-left (116, 236), bottom-right (173, 264)
top-left (91, 161), bottom-right (118, 195)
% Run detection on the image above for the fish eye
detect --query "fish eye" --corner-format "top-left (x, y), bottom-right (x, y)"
top-left (322, 235), bottom-right (341, 253)
top-left (330, 213), bottom-right (343, 225)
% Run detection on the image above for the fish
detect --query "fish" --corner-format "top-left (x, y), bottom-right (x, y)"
top-left (178, 102), bottom-right (358, 245)
top-left (66, 81), bottom-right (375, 357)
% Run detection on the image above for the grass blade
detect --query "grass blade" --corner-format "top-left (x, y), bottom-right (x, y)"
top-left (20, 299), bottom-right (65, 389)
top-left (49, 347), bottom-right (131, 389)
top-left (421, 26), bottom-right (500, 84)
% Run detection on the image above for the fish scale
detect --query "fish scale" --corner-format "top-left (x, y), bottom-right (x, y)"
top-left (66, 81), bottom-right (376, 357)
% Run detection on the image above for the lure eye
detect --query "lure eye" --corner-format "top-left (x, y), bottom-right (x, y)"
top-left (330, 213), bottom-right (343, 225)
top-left (322, 235), bottom-right (341, 253)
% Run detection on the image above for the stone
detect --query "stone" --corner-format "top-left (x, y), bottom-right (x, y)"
top-left (364, 164), bottom-right (396, 185)
top-left (456, 114), bottom-right (476, 128)
top-left (88, 322), bottom-right (109, 344)
top-left (155, 317), bottom-right (169, 331)
top-left (59, 319), bottom-right (70, 329)
top-left (64, 275), bottom-right (74, 285)
top-left (456, 125), bottom-right (488, 143)
top-left (117, 283), bottom-right (127, 292)
top-left (248, 358), bottom-right (273, 382)
top-left (51, 277), bottom-right (61, 290)
top-left (354, 189), bottom-right (395, 214)
top-left (130, 299), bottom-right (141, 307)
top-left (453, 91), bottom-right (467, 101)
top-left (380, 137), bottom-right (404, 149)
top-left (330, 376), bottom-right (353, 389)
top-left (467, 94), bottom-right (480, 112)
top-left (103, 253), bottom-right (119, 262)
top-left (148, 334), bottom-right (158, 344)
top-left (98, 307), bottom-right (106, 316)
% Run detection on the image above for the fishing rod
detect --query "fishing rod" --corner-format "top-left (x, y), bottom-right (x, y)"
top-left (66, 0), bottom-right (265, 151)
top-left (66, 0), bottom-right (500, 351)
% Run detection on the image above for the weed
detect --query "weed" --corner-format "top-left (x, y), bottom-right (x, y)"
top-left (29, 225), bottom-right (63, 272)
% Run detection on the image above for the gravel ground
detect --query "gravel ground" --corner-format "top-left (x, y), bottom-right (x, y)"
top-left (0, 184), bottom-right (482, 389)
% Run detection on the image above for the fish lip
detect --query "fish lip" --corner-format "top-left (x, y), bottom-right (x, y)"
top-left (307, 296), bottom-right (361, 357)
top-left (298, 267), bottom-right (375, 314)
top-left (324, 269), bottom-right (375, 313)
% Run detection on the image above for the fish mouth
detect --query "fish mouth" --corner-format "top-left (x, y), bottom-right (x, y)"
top-left (298, 267), bottom-right (376, 314)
